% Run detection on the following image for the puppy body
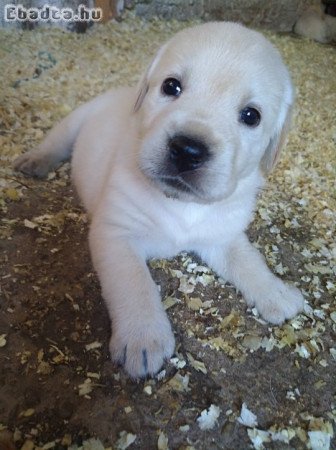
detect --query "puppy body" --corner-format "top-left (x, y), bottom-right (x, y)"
top-left (15, 22), bottom-right (304, 378)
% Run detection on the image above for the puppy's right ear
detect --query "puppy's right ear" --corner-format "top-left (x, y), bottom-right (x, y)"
top-left (134, 78), bottom-right (149, 113)
top-left (133, 43), bottom-right (168, 113)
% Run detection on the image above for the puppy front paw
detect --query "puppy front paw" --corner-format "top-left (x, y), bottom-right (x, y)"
top-left (110, 312), bottom-right (175, 379)
top-left (248, 278), bottom-right (304, 325)
top-left (13, 151), bottom-right (52, 178)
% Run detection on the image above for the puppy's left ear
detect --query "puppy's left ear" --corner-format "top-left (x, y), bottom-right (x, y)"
top-left (134, 43), bottom-right (168, 113)
top-left (260, 82), bottom-right (294, 175)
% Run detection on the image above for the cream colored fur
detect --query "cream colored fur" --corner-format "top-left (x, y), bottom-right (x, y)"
top-left (14, 22), bottom-right (304, 378)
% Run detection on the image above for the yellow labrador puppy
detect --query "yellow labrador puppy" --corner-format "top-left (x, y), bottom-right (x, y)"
top-left (14, 22), bottom-right (304, 378)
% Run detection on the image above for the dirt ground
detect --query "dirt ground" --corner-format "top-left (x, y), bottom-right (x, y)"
top-left (0, 14), bottom-right (335, 450)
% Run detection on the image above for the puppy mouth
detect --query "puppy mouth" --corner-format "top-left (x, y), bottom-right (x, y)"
top-left (157, 173), bottom-right (207, 200)
top-left (139, 153), bottom-right (212, 201)
top-left (160, 174), bottom-right (193, 192)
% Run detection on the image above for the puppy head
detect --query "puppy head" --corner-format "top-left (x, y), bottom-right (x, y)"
top-left (135, 22), bottom-right (294, 203)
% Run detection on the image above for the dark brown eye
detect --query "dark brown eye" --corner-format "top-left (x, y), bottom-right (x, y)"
top-left (240, 107), bottom-right (261, 127)
top-left (161, 78), bottom-right (182, 97)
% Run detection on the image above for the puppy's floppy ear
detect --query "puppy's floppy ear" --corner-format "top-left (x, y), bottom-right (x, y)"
top-left (260, 79), bottom-right (294, 175)
top-left (134, 81), bottom-right (149, 113)
top-left (134, 43), bottom-right (168, 113)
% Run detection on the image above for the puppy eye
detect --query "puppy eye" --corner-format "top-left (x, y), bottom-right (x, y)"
top-left (161, 78), bottom-right (182, 97)
top-left (240, 107), bottom-right (261, 127)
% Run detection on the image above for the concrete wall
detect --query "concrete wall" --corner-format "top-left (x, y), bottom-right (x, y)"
top-left (131, 0), bottom-right (316, 31)
top-left (0, 0), bottom-right (319, 31)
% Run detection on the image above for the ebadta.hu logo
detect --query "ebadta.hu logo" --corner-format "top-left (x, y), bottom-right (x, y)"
top-left (4, 3), bottom-right (102, 22)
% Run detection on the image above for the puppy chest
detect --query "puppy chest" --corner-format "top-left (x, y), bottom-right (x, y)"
top-left (149, 206), bottom-right (238, 254)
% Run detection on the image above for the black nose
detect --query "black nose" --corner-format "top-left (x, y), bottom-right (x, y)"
top-left (168, 135), bottom-right (209, 173)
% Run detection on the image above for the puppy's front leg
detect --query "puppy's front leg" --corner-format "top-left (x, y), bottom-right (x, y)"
top-left (199, 233), bottom-right (304, 324)
top-left (89, 222), bottom-right (175, 378)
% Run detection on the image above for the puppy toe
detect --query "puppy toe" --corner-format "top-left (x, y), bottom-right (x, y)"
top-left (253, 279), bottom-right (304, 325)
top-left (13, 152), bottom-right (51, 178)
top-left (142, 349), bottom-right (148, 373)
top-left (109, 318), bottom-right (175, 379)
